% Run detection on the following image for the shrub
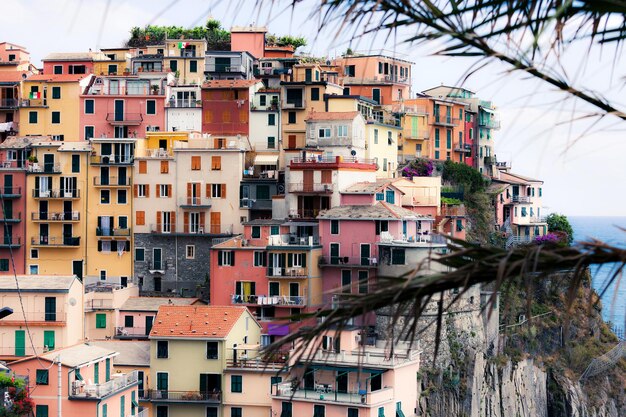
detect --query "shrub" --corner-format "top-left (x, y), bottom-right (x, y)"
top-left (545, 213), bottom-right (574, 245)
top-left (401, 158), bottom-right (434, 178)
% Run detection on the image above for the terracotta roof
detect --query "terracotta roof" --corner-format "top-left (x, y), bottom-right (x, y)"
top-left (499, 171), bottom-right (543, 185)
top-left (202, 79), bottom-right (260, 89)
top-left (0, 275), bottom-right (77, 292)
top-left (43, 52), bottom-right (108, 61)
top-left (305, 111), bottom-right (360, 121)
top-left (318, 202), bottom-right (431, 220)
top-left (150, 305), bottom-right (253, 339)
top-left (11, 343), bottom-right (118, 368)
top-left (0, 136), bottom-right (47, 149)
top-left (342, 179), bottom-right (405, 195)
top-left (120, 296), bottom-right (203, 312)
top-left (25, 74), bottom-right (88, 83)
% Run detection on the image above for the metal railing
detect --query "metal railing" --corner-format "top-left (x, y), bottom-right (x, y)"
top-left (404, 130), bottom-right (430, 140)
top-left (511, 195), bottom-right (531, 203)
top-left (105, 113), bottom-right (144, 124)
top-left (0, 98), bottom-right (18, 108)
top-left (84, 299), bottom-right (114, 311)
top-left (115, 326), bottom-right (149, 338)
top-left (272, 382), bottom-right (394, 405)
top-left (90, 155), bottom-right (135, 165)
top-left (288, 209), bottom-right (321, 219)
top-left (205, 64), bottom-right (246, 73)
top-left (231, 294), bottom-right (305, 306)
top-left (266, 267), bottom-right (309, 278)
top-left (0, 310), bottom-right (66, 322)
top-left (479, 118), bottom-right (501, 129)
top-left (31, 235), bottom-right (81, 246)
top-left (144, 389), bottom-right (221, 402)
top-left (0, 212), bottom-right (21, 221)
top-left (319, 256), bottom-right (378, 267)
top-left (288, 183), bottom-right (334, 193)
top-left (267, 234), bottom-right (320, 246)
top-left (31, 211), bottom-right (80, 221)
top-left (178, 197), bottom-right (211, 207)
top-left (432, 115), bottom-right (461, 126)
top-left (93, 177), bottom-right (132, 186)
top-left (32, 189), bottom-right (80, 198)
top-left (70, 370), bottom-right (138, 399)
top-left (289, 156), bottom-right (376, 165)
top-left (454, 144), bottom-right (472, 153)
top-left (0, 161), bottom-right (25, 170)
top-left (26, 163), bottom-right (61, 173)
top-left (0, 236), bottom-right (21, 246)
top-left (96, 227), bottom-right (131, 237)
top-left (282, 98), bottom-right (306, 109)
top-left (166, 100), bottom-right (201, 108)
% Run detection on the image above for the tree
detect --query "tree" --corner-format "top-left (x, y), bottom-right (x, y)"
top-left (545, 213), bottom-right (574, 245)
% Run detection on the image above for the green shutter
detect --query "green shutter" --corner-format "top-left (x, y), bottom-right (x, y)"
top-left (85, 100), bottom-right (94, 114)
top-left (15, 330), bottom-right (25, 356)
top-left (105, 358), bottom-right (111, 381)
top-left (36, 369), bottom-right (49, 384)
top-left (170, 60), bottom-right (177, 71)
top-left (131, 391), bottom-right (138, 415)
top-left (120, 395), bottom-right (125, 417)
top-left (36, 405), bottom-right (48, 417)
top-left (102, 404), bottom-right (107, 417)
top-left (190, 60), bottom-right (198, 72)
top-left (96, 313), bottom-right (107, 328)
top-left (94, 362), bottom-right (99, 384)
top-left (43, 330), bottom-right (55, 350)
top-left (378, 407), bottom-right (385, 417)
top-left (29, 111), bottom-right (37, 124)
top-left (52, 87), bottom-right (61, 99)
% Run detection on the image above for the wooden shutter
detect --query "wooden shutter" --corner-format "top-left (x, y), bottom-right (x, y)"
top-left (156, 211), bottom-right (162, 231)
top-left (156, 185), bottom-right (161, 197)
top-left (191, 156), bottom-right (200, 170)
top-left (133, 185), bottom-right (138, 197)
top-left (210, 212), bottom-right (221, 234)
top-left (146, 185), bottom-right (150, 198)
top-left (221, 184), bottom-right (226, 199)
top-left (138, 161), bottom-right (147, 174)
top-left (211, 156), bottom-right (221, 170)
top-left (187, 183), bottom-right (192, 199)
top-left (200, 212), bottom-right (206, 230)
top-left (160, 161), bottom-right (168, 173)
top-left (321, 170), bottom-right (332, 184)
top-left (167, 184), bottom-right (172, 197)
top-left (170, 211), bottom-right (176, 233)
top-left (206, 184), bottom-right (211, 198)
top-left (184, 212), bottom-right (189, 233)
top-left (136, 211), bottom-right (145, 226)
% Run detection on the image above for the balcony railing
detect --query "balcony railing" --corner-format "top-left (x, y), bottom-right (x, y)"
top-left (272, 382), bottom-right (394, 406)
top-left (511, 195), bottom-right (531, 204)
top-left (0, 186), bottom-right (21, 197)
top-left (144, 389), bottom-right (221, 403)
top-left (267, 234), bottom-right (320, 246)
top-left (266, 267), bottom-right (308, 278)
top-left (0, 161), bottom-right (26, 170)
top-left (166, 100), bottom-right (201, 108)
top-left (31, 236), bottom-right (81, 247)
top-left (90, 155), bottom-right (135, 165)
top-left (0, 99), bottom-right (18, 108)
top-left (178, 197), bottom-right (212, 207)
top-left (404, 130), bottom-right (430, 140)
top-left (106, 113), bottom-right (144, 125)
top-left (0, 212), bottom-right (21, 222)
top-left (70, 370), bottom-right (138, 399)
top-left (479, 118), bottom-right (501, 129)
top-left (319, 256), bottom-right (378, 267)
top-left (93, 177), bottom-right (132, 186)
top-left (115, 326), bottom-right (149, 338)
top-left (287, 209), bottom-right (321, 220)
top-left (96, 227), bottom-right (131, 237)
top-left (31, 211), bottom-right (80, 221)
top-left (0, 237), bottom-right (21, 247)
top-left (529, 216), bottom-right (547, 224)
top-left (0, 310), bottom-right (66, 322)
top-left (26, 163), bottom-right (61, 174)
top-left (32, 189), bottom-right (80, 199)
top-left (289, 156), bottom-right (376, 165)
top-left (205, 64), bottom-right (246, 73)
top-left (84, 299), bottom-right (114, 311)
top-left (282, 98), bottom-right (306, 109)
top-left (231, 294), bottom-right (305, 306)
top-left (432, 115), bottom-right (461, 126)
top-left (288, 183), bottom-right (334, 193)
top-left (454, 144), bottom-right (472, 153)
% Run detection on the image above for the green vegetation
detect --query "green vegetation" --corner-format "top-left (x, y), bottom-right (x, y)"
top-left (441, 197), bottom-right (462, 206)
top-left (265, 34), bottom-right (308, 50)
top-left (126, 19), bottom-right (230, 50)
top-left (0, 373), bottom-right (33, 417)
top-left (545, 213), bottom-right (574, 245)
top-left (442, 160), bottom-right (487, 194)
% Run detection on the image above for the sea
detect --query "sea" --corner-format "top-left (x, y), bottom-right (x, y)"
top-left (569, 216), bottom-right (626, 338)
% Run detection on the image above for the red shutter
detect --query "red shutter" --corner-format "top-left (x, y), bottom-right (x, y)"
top-left (184, 212), bottom-right (189, 233)
top-left (171, 211), bottom-right (176, 233)
top-left (156, 211), bottom-right (162, 231)
top-left (221, 184), bottom-right (226, 199)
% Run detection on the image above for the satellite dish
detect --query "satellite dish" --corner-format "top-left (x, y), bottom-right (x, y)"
top-left (350, 150), bottom-right (357, 156)
top-left (69, 298), bottom-right (77, 306)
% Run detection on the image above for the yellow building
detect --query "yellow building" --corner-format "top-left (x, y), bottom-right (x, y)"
top-left (163, 39), bottom-right (207, 85)
top-left (143, 131), bottom-right (189, 153)
top-left (148, 305), bottom-right (262, 417)
top-left (397, 104), bottom-right (430, 163)
top-left (19, 73), bottom-right (93, 140)
top-left (86, 138), bottom-right (135, 286)
top-left (365, 120), bottom-right (401, 178)
top-left (95, 48), bottom-right (132, 76)
top-left (25, 141), bottom-right (91, 277)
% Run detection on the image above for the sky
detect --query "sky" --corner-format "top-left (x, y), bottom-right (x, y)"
top-left (2, 0), bottom-right (625, 217)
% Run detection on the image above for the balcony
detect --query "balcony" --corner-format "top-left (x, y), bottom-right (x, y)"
top-left (145, 148), bottom-right (173, 158)
top-left (0, 237), bottom-right (21, 248)
top-left (0, 187), bottom-right (21, 198)
top-left (96, 227), bottom-right (131, 237)
top-left (115, 326), bottom-right (149, 339)
top-left (266, 267), bottom-right (308, 279)
top-left (441, 205), bottom-right (466, 217)
top-left (0, 161), bottom-right (26, 170)
top-left (106, 113), bottom-right (143, 126)
top-left (31, 236), bottom-right (81, 248)
top-left (84, 299), bottom-right (114, 311)
top-left (282, 98), bottom-right (306, 109)
top-left (289, 156), bottom-right (377, 167)
top-left (287, 209), bottom-right (322, 220)
top-left (70, 370), bottom-right (138, 399)
top-left (0, 98), bottom-right (18, 108)
top-left (431, 115), bottom-right (460, 127)
top-left (26, 163), bottom-right (61, 174)
top-left (93, 177), bottom-right (132, 186)
top-left (454, 144), bottom-right (472, 153)
top-left (19, 99), bottom-right (46, 108)
top-left (483, 156), bottom-right (494, 165)
top-left (479, 118), bottom-right (501, 130)
top-left (319, 256), bottom-right (378, 268)
top-left (403, 130), bottom-right (430, 140)
top-left (205, 64), bottom-right (246, 73)
top-left (166, 99), bottom-right (201, 108)
top-left (288, 183), bottom-right (334, 193)
top-left (272, 382), bottom-right (394, 406)
top-left (0, 212), bottom-right (21, 222)
top-left (90, 155), bottom-right (135, 165)
top-left (231, 294), bottom-right (305, 307)
top-left (267, 234), bottom-right (320, 247)
top-left (239, 199), bottom-right (272, 211)
top-left (511, 195), bottom-right (531, 204)
top-left (32, 189), bottom-right (80, 199)
top-left (31, 211), bottom-right (80, 222)
top-left (144, 389), bottom-right (221, 403)
top-left (178, 197), bottom-right (211, 208)
top-left (0, 310), bottom-right (66, 323)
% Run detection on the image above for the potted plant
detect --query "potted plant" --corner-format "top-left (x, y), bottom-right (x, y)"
top-left (123, 68), bottom-right (130, 76)
top-left (28, 155), bottom-right (38, 164)
top-left (151, 85), bottom-right (160, 95)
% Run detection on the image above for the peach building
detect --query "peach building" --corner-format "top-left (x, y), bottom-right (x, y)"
top-left (83, 282), bottom-right (138, 341)
top-left (9, 343), bottom-right (140, 417)
top-left (271, 328), bottom-right (420, 417)
top-left (230, 26), bottom-right (268, 59)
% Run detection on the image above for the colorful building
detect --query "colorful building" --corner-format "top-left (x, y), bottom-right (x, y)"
top-left (395, 102), bottom-right (430, 163)
top-left (9, 343), bottom-right (140, 417)
top-left (201, 79), bottom-right (263, 136)
top-left (0, 275), bottom-right (83, 359)
top-left (95, 48), bottom-right (132, 76)
top-left (41, 51), bottom-right (108, 75)
top-left (0, 42), bottom-right (35, 72)
top-left (83, 282), bottom-right (138, 341)
top-left (163, 38), bottom-right (207, 85)
top-left (165, 84), bottom-right (202, 131)
top-left (147, 305), bottom-right (262, 417)
top-left (0, 43), bottom-right (37, 139)
top-left (205, 50), bottom-right (255, 80)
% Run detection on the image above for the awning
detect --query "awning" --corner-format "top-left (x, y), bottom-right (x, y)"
top-left (268, 324), bottom-right (289, 336)
top-left (254, 154), bottom-right (279, 165)
top-left (481, 107), bottom-right (495, 113)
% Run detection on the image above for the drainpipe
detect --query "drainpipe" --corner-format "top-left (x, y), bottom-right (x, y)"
top-left (57, 355), bottom-right (62, 417)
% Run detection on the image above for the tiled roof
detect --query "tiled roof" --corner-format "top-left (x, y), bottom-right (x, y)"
top-left (305, 111), bottom-right (360, 121)
top-left (150, 305), bottom-right (250, 339)
top-left (0, 275), bottom-right (77, 292)
top-left (342, 179), bottom-right (404, 195)
top-left (500, 171), bottom-right (543, 184)
top-left (42, 52), bottom-right (107, 61)
top-left (242, 219), bottom-right (284, 226)
top-left (318, 202), bottom-right (431, 220)
top-left (0, 136), bottom-right (47, 149)
top-left (25, 74), bottom-right (88, 83)
top-left (59, 142), bottom-right (93, 152)
top-left (91, 341), bottom-right (150, 367)
top-left (120, 296), bottom-right (203, 312)
top-left (12, 343), bottom-right (118, 368)
top-left (202, 79), bottom-right (260, 89)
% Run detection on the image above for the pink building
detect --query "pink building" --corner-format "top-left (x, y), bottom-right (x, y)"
top-left (230, 26), bottom-right (267, 59)
top-left (271, 328), bottom-right (419, 417)
top-left (9, 343), bottom-right (140, 417)
top-left (41, 52), bottom-right (107, 75)
top-left (80, 74), bottom-right (168, 140)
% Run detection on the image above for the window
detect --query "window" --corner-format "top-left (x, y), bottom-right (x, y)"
top-left (124, 315), bottom-right (134, 327)
top-left (231, 408), bottom-right (242, 417)
top-left (435, 150), bottom-right (440, 159)
top-left (206, 342), bottom-right (218, 359)
top-left (211, 183), bottom-right (226, 198)
top-left (147, 100), bottom-right (156, 115)
top-left (136, 210), bottom-right (145, 226)
top-left (337, 125), bottom-right (348, 137)
top-left (100, 190), bottom-right (110, 204)
top-left (71, 155), bottom-right (80, 172)
top-left (311, 87), bottom-right (320, 101)
top-left (267, 136), bottom-right (276, 149)
top-left (385, 189), bottom-right (395, 204)
top-left (51, 112), bottom-right (61, 124)
top-left (251, 226), bottom-right (261, 239)
top-left (446, 129), bottom-right (452, 148)
top-left (0, 259), bottom-right (8, 272)
top-left (157, 340), bottom-right (169, 358)
top-left (391, 249), bottom-right (405, 265)
top-left (341, 270), bottom-right (351, 293)
top-left (137, 185), bottom-right (147, 197)
top-left (211, 156), bottom-right (221, 170)
top-left (256, 185), bottom-right (270, 200)
top-left (435, 129), bottom-right (440, 147)
top-left (31, 249), bottom-right (39, 259)
top-left (371, 374), bottom-right (382, 391)
top-left (259, 95), bottom-right (267, 106)
top-left (191, 156), bottom-right (201, 170)
top-left (170, 59), bottom-right (178, 71)
top-left (314, 405), bottom-right (325, 417)
top-left (36, 369), bottom-right (49, 385)
top-left (137, 160), bottom-right (147, 174)
top-left (96, 313), bottom-right (107, 328)
top-left (383, 158), bottom-right (387, 171)
top-left (318, 128), bottom-right (331, 138)
top-left (117, 189), bottom-right (127, 204)
top-left (36, 405), bottom-right (49, 417)
top-left (388, 131), bottom-right (393, 145)
top-left (254, 251), bottom-right (267, 267)
top-left (375, 192), bottom-right (384, 201)
top-left (358, 271), bottom-right (368, 294)
top-left (160, 161), bottom-right (169, 173)
top-left (348, 408), bottom-right (359, 417)
top-left (231, 375), bottom-right (242, 393)
top-left (156, 406), bottom-right (168, 417)
top-left (84, 126), bottom-right (94, 140)
top-left (268, 114), bottom-right (276, 126)
top-left (378, 408), bottom-right (384, 417)
top-left (270, 225), bottom-right (279, 235)
top-left (54, 65), bottom-right (63, 74)
top-left (135, 248), bottom-right (145, 261)
top-left (288, 111), bottom-right (296, 124)
top-left (190, 60), bottom-right (198, 72)
top-left (29, 111), bottom-right (38, 124)
top-left (206, 408), bottom-right (218, 417)
top-left (29, 265), bottom-right (38, 274)
top-left (374, 129), bottom-right (378, 144)
top-left (158, 184), bottom-right (169, 197)
top-left (52, 86), bottom-right (61, 99)
top-left (218, 251), bottom-right (234, 266)
top-left (330, 220), bottom-right (339, 235)
top-left (539, 188), bottom-right (543, 197)
top-left (100, 270), bottom-right (106, 281)
top-left (85, 99), bottom-right (95, 114)
top-left (186, 245), bottom-right (195, 259)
